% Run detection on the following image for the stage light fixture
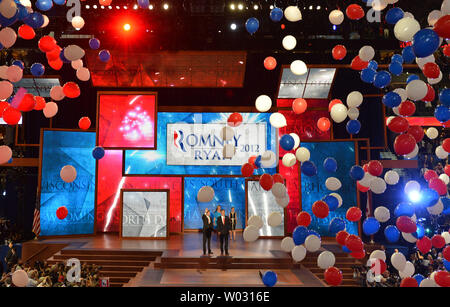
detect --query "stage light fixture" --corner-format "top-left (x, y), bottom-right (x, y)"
top-left (309, 5), bottom-right (313, 10)
top-left (149, 4), bottom-right (154, 9)
top-left (133, 4), bottom-right (138, 9)
top-left (230, 3), bottom-right (235, 10)
top-left (253, 4), bottom-right (258, 10)
top-left (101, 5), bottom-right (104, 9)
top-left (317, 5), bottom-right (321, 10)
top-left (116, 5), bottom-right (120, 9)
top-left (238, 3), bottom-right (243, 10)
top-left (163, 3), bottom-right (169, 10)
top-left (408, 190), bottom-right (422, 203)
top-left (269, 5), bottom-right (274, 9)
top-left (108, 5), bottom-right (112, 9)
top-left (85, 5), bottom-right (90, 9)
top-left (93, 4), bottom-right (97, 9)
top-left (230, 23), bottom-right (237, 30)
top-left (123, 23), bottom-right (131, 31)
top-left (124, 5), bottom-right (128, 9)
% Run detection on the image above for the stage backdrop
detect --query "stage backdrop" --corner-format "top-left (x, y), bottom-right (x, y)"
top-left (301, 141), bottom-right (359, 237)
top-left (40, 130), bottom-right (96, 236)
top-left (184, 177), bottom-right (245, 230)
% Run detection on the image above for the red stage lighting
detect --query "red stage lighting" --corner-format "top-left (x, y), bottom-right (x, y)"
top-left (123, 23), bottom-right (131, 31)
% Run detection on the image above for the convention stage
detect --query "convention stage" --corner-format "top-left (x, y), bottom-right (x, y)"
top-left (22, 233), bottom-right (360, 287)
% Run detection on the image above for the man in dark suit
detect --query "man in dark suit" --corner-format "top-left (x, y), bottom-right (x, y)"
top-left (5, 241), bottom-right (18, 273)
top-left (202, 208), bottom-right (213, 256)
top-left (216, 209), bottom-right (231, 256)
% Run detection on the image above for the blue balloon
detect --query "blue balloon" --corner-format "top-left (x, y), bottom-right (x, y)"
top-left (308, 230), bottom-right (321, 240)
top-left (30, 63), bottom-right (45, 77)
top-left (245, 17), bottom-right (259, 35)
top-left (262, 271), bottom-right (277, 287)
top-left (17, 4), bottom-right (29, 20)
top-left (406, 74), bottom-right (420, 84)
top-left (360, 68), bottom-right (376, 83)
top-left (323, 195), bottom-right (339, 211)
top-left (349, 165), bottom-right (365, 181)
top-left (412, 223), bottom-right (425, 239)
top-left (23, 12), bottom-right (44, 28)
top-left (59, 49), bottom-right (71, 63)
top-left (292, 226), bottom-right (309, 245)
top-left (435, 105), bottom-right (450, 123)
top-left (89, 38), bottom-right (100, 50)
top-left (394, 202), bottom-right (415, 217)
top-left (92, 147), bottom-right (105, 160)
top-left (413, 274), bottom-right (425, 285)
top-left (384, 225), bottom-right (400, 243)
top-left (421, 188), bottom-right (440, 208)
top-left (402, 46), bottom-right (415, 64)
top-left (280, 134), bottom-right (295, 151)
top-left (329, 217), bottom-right (346, 234)
top-left (389, 61), bottom-right (403, 76)
top-left (385, 7), bottom-right (404, 25)
top-left (254, 155), bottom-right (262, 168)
top-left (12, 60), bottom-right (24, 69)
top-left (7, 158), bottom-right (13, 164)
top-left (363, 217), bottom-right (380, 235)
top-left (373, 71), bottom-right (391, 89)
top-left (368, 60), bottom-right (378, 70)
top-left (391, 54), bottom-right (404, 64)
top-left (382, 91), bottom-right (402, 108)
top-left (53, 0), bottom-right (67, 5)
top-left (270, 7), bottom-right (283, 22)
top-left (439, 89), bottom-right (450, 107)
top-left (346, 119), bottom-right (361, 135)
top-left (323, 157), bottom-right (337, 172)
top-left (99, 50), bottom-right (111, 62)
top-left (301, 161), bottom-right (317, 177)
top-left (137, 0), bottom-right (150, 9)
top-left (442, 197), bottom-right (450, 215)
top-left (36, 0), bottom-right (53, 11)
top-left (0, 9), bottom-right (18, 27)
top-left (444, 260), bottom-right (450, 271)
top-left (412, 29), bottom-right (440, 58)
top-left (342, 245), bottom-right (351, 253)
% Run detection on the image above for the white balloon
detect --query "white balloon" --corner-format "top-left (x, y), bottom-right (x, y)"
top-left (329, 9), bottom-right (344, 25)
top-left (346, 91), bottom-right (363, 108)
top-left (392, 106), bottom-right (400, 116)
top-left (248, 215), bottom-right (263, 229)
top-left (384, 170), bottom-right (399, 185)
top-left (6, 65), bottom-right (22, 83)
top-left (370, 250), bottom-right (386, 262)
top-left (41, 15), bottom-right (49, 28)
top-left (0, 0), bottom-right (17, 19)
top-left (426, 127), bottom-right (439, 139)
top-left (369, 177), bottom-right (387, 194)
top-left (50, 85), bottom-right (65, 101)
top-left (222, 144), bottom-right (235, 158)
top-left (0, 145), bottom-right (12, 165)
top-left (291, 245), bottom-right (307, 262)
top-left (330, 103), bottom-right (348, 123)
top-left (442, 0), bottom-right (450, 15)
top-left (317, 251), bottom-right (335, 269)
top-left (255, 95), bottom-right (272, 112)
top-left (0, 27), bottom-right (17, 48)
top-left (71, 59), bottom-right (83, 70)
top-left (243, 225), bottom-right (259, 242)
top-left (439, 173), bottom-right (450, 185)
top-left (43, 101), bottom-right (58, 118)
top-left (402, 232), bottom-right (418, 243)
top-left (428, 10), bottom-right (443, 26)
top-left (269, 112), bottom-right (287, 128)
top-left (441, 231), bottom-right (450, 244)
top-left (359, 172), bottom-right (375, 188)
top-left (60, 165), bottom-right (77, 183)
top-left (325, 177), bottom-right (341, 191)
top-left (221, 126), bottom-right (234, 141)
top-left (399, 261), bottom-right (415, 278)
top-left (428, 71), bottom-right (443, 85)
top-left (371, 0), bottom-right (388, 11)
top-left (64, 45), bottom-right (85, 61)
top-left (0, 80), bottom-right (13, 100)
top-left (71, 16), bottom-right (85, 29)
top-left (416, 55), bottom-right (435, 69)
top-left (436, 145), bottom-right (448, 160)
top-left (403, 12), bottom-right (414, 19)
top-left (290, 133), bottom-right (300, 150)
top-left (197, 186), bottom-right (215, 202)
top-left (347, 107), bottom-right (359, 120)
top-left (420, 278), bottom-right (437, 287)
top-left (281, 237), bottom-right (295, 252)
top-left (271, 182), bottom-right (287, 198)
top-left (391, 252), bottom-right (407, 271)
top-left (329, 192), bottom-right (343, 208)
top-left (275, 195), bottom-right (290, 208)
top-left (374, 206), bottom-right (390, 223)
top-left (268, 212), bottom-right (283, 227)
top-left (284, 6), bottom-right (302, 22)
top-left (19, 0), bottom-right (31, 7)
top-left (394, 17), bottom-right (420, 42)
top-left (427, 199), bottom-right (444, 215)
top-left (290, 60), bottom-right (307, 75)
top-left (404, 180), bottom-right (420, 195)
top-left (11, 270), bottom-right (28, 287)
top-left (359, 46), bottom-right (375, 62)
top-left (386, 116), bottom-right (395, 126)
top-left (282, 153), bottom-right (297, 167)
top-left (260, 150), bottom-right (277, 168)
top-left (305, 235), bottom-right (321, 252)
top-left (404, 144), bottom-right (419, 159)
top-left (76, 67), bottom-right (90, 81)
top-left (393, 88), bottom-right (407, 102)
top-left (406, 80), bottom-right (428, 101)
top-left (282, 35), bottom-right (297, 50)
top-left (295, 147), bottom-right (310, 162)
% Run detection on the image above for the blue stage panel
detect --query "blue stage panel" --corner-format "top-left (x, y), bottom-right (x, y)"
top-left (183, 177), bottom-right (246, 230)
top-left (301, 141), bottom-right (359, 237)
top-left (40, 130), bottom-right (96, 236)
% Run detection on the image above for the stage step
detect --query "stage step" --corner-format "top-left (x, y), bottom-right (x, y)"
top-left (99, 271), bottom-right (137, 278)
top-left (60, 249), bottom-right (162, 257)
top-left (53, 254), bottom-right (157, 261)
top-left (160, 257), bottom-right (292, 264)
top-left (98, 266), bottom-right (144, 272)
top-left (47, 259), bottom-right (151, 267)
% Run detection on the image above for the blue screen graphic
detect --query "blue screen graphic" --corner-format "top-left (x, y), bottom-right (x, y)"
top-left (124, 112), bottom-right (277, 175)
top-left (301, 141), bottom-right (359, 237)
top-left (184, 177), bottom-right (246, 230)
top-left (40, 130), bottom-right (96, 236)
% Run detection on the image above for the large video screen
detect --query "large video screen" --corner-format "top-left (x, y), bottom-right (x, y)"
top-left (183, 177), bottom-right (245, 230)
top-left (39, 130), bottom-right (96, 236)
top-left (301, 141), bottom-right (359, 237)
top-left (124, 112), bottom-right (277, 175)
top-left (98, 94), bottom-right (157, 149)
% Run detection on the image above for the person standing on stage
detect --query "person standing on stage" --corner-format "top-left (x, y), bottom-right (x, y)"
top-left (216, 209), bottom-right (231, 256)
top-left (229, 207), bottom-right (237, 241)
top-left (201, 208), bottom-right (213, 256)
top-left (213, 205), bottom-right (222, 240)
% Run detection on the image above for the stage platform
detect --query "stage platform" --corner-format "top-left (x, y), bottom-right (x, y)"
top-left (22, 233), bottom-right (360, 287)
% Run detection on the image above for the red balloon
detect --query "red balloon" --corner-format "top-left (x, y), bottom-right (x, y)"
top-left (398, 101), bottom-right (416, 117)
top-left (357, 181), bottom-right (370, 192)
top-left (78, 117), bottom-right (91, 130)
top-left (17, 93), bottom-right (36, 112)
top-left (33, 96), bottom-right (46, 111)
top-left (407, 126), bottom-right (424, 143)
top-left (46, 46), bottom-right (62, 61)
top-left (445, 165), bottom-right (450, 177)
top-left (259, 174), bottom-right (274, 191)
top-left (317, 117), bottom-right (331, 132)
top-left (63, 82), bottom-right (81, 98)
top-left (227, 112), bottom-right (242, 127)
top-left (444, 45), bottom-right (450, 57)
top-left (296, 211), bottom-right (311, 227)
top-left (434, 15), bottom-right (450, 40)
top-left (345, 235), bottom-right (364, 252)
top-left (48, 58), bottom-right (63, 70)
top-left (367, 160), bottom-right (383, 176)
top-left (346, 206), bottom-right (362, 222)
top-left (346, 4), bottom-right (365, 20)
top-left (0, 101), bottom-right (9, 117)
top-left (241, 163), bottom-right (254, 177)
top-left (396, 216), bottom-right (417, 233)
top-left (332, 45), bottom-right (347, 60)
top-left (431, 234), bottom-right (446, 249)
top-left (272, 173), bottom-right (284, 184)
top-left (328, 99), bottom-right (343, 112)
top-left (324, 266), bottom-right (343, 286)
top-left (2, 106), bottom-right (21, 125)
top-left (434, 271), bottom-right (450, 287)
top-left (38, 36), bottom-right (57, 53)
top-left (56, 206), bottom-right (68, 220)
top-left (387, 116), bottom-right (409, 133)
top-left (263, 56), bottom-right (277, 70)
top-left (394, 133), bottom-right (416, 155)
top-left (443, 138), bottom-right (450, 153)
top-left (423, 84), bottom-right (435, 102)
top-left (416, 236), bottom-right (432, 254)
top-left (350, 250), bottom-right (366, 259)
top-left (370, 258), bottom-right (387, 275)
top-left (18, 24), bottom-right (35, 40)
top-left (336, 230), bottom-right (349, 245)
top-left (350, 55), bottom-right (369, 70)
top-left (400, 277), bottom-right (418, 287)
top-left (443, 246), bottom-right (450, 261)
top-left (292, 98), bottom-right (307, 114)
top-left (362, 163), bottom-right (369, 172)
top-left (424, 169), bottom-right (438, 182)
top-left (99, 0), bottom-right (112, 6)
top-left (312, 200), bottom-right (329, 219)
top-left (248, 156), bottom-right (257, 168)
top-left (422, 62), bottom-right (440, 79)
top-left (429, 177), bottom-right (447, 195)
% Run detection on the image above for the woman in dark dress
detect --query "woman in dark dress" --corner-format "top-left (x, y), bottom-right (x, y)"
top-left (229, 207), bottom-right (237, 241)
